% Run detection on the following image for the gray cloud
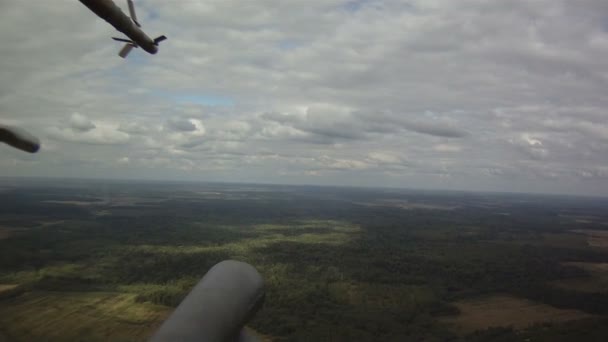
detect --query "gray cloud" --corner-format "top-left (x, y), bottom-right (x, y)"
top-left (402, 120), bottom-right (469, 138)
top-left (166, 118), bottom-right (197, 132)
top-left (260, 108), bottom-right (469, 142)
top-left (46, 126), bottom-right (129, 145)
top-left (118, 122), bottom-right (152, 135)
top-left (2, 0), bottom-right (608, 196)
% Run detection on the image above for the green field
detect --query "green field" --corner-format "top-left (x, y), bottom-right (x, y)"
top-left (0, 292), bottom-right (168, 342)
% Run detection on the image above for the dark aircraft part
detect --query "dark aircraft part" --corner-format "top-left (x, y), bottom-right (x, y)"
top-left (112, 37), bottom-right (133, 43)
top-left (153, 35), bottom-right (167, 45)
top-left (149, 260), bottom-right (265, 342)
top-left (79, 0), bottom-right (166, 57)
top-left (112, 37), bottom-right (137, 58)
top-left (79, 0), bottom-right (133, 33)
top-left (0, 125), bottom-right (40, 153)
top-left (112, 36), bottom-right (137, 58)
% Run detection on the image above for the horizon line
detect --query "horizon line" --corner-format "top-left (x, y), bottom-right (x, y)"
top-left (1, 175), bottom-right (606, 200)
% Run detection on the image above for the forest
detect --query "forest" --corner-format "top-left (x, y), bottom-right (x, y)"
top-left (1, 178), bottom-right (608, 341)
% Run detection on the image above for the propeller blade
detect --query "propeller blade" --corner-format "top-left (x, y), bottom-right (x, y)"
top-left (118, 43), bottom-right (135, 58)
top-left (153, 35), bottom-right (167, 44)
top-left (112, 37), bottom-right (133, 43)
top-left (127, 0), bottom-right (140, 27)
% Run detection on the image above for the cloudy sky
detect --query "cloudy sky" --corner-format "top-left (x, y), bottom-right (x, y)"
top-left (2, 0), bottom-right (608, 196)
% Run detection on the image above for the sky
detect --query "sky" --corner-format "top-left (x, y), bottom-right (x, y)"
top-left (1, 0), bottom-right (608, 196)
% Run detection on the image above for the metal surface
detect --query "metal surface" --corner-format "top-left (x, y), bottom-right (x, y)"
top-left (149, 260), bottom-right (265, 342)
top-left (78, 0), bottom-right (164, 56)
top-left (0, 125), bottom-right (40, 153)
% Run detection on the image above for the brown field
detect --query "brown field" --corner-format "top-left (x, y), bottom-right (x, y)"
top-left (0, 285), bottom-right (18, 295)
top-left (542, 233), bottom-right (589, 249)
top-left (559, 214), bottom-right (599, 223)
top-left (551, 262), bottom-right (608, 293)
top-left (37, 220), bottom-right (65, 228)
top-left (440, 295), bottom-right (593, 334)
top-left (571, 229), bottom-right (608, 248)
top-left (245, 327), bottom-right (273, 342)
top-left (0, 291), bottom-right (170, 342)
top-left (564, 262), bottom-right (608, 273)
top-left (0, 290), bottom-right (271, 342)
top-left (551, 278), bottom-right (608, 293)
top-left (0, 225), bottom-right (23, 240)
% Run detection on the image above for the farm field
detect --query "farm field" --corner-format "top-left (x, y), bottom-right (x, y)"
top-left (0, 292), bottom-right (169, 342)
top-left (440, 295), bottom-right (593, 333)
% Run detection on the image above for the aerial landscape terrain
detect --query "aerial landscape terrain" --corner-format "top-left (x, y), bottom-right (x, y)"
top-left (1, 178), bottom-right (608, 341)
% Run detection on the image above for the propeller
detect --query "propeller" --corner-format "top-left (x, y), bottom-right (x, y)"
top-left (113, 36), bottom-right (137, 58)
top-left (112, 37), bottom-right (133, 44)
top-left (111, 0), bottom-right (167, 58)
top-left (127, 0), bottom-right (141, 27)
top-left (112, 37), bottom-right (137, 58)
top-left (118, 43), bottom-right (136, 58)
top-left (154, 35), bottom-right (167, 45)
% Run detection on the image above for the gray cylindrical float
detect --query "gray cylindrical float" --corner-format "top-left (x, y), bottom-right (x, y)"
top-left (149, 260), bottom-right (265, 342)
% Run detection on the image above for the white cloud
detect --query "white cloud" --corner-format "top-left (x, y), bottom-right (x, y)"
top-left (2, 0), bottom-right (608, 195)
top-left (46, 120), bottom-right (130, 145)
top-left (68, 113), bottom-right (96, 132)
top-left (117, 157), bottom-right (130, 164)
top-left (165, 118), bottom-right (197, 132)
top-left (367, 152), bottom-right (401, 164)
top-left (433, 144), bottom-right (462, 153)
top-left (521, 134), bottom-right (543, 147)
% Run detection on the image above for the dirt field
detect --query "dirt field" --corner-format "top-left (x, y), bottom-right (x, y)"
top-left (0, 291), bottom-right (170, 342)
top-left (551, 278), bottom-right (607, 293)
top-left (542, 233), bottom-right (589, 249)
top-left (0, 290), bottom-right (273, 342)
top-left (571, 229), bottom-right (608, 248)
top-left (245, 327), bottom-right (273, 342)
top-left (552, 262), bottom-right (608, 293)
top-left (0, 225), bottom-right (18, 240)
top-left (0, 285), bottom-right (18, 295)
top-left (440, 295), bottom-right (593, 334)
top-left (564, 262), bottom-right (608, 273)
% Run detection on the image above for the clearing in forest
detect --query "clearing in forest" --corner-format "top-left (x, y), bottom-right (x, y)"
top-left (551, 262), bottom-right (608, 293)
top-left (571, 229), bottom-right (608, 248)
top-left (542, 233), bottom-right (589, 249)
top-left (563, 262), bottom-right (608, 273)
top-left (0, 291), bottom-right (170, 342)
top-left (0, 285), bottom-right (18, 295)
top-left (0, 225), bottom-right (22, 240)
top-left (440, 295), bottom-right (593, 334)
